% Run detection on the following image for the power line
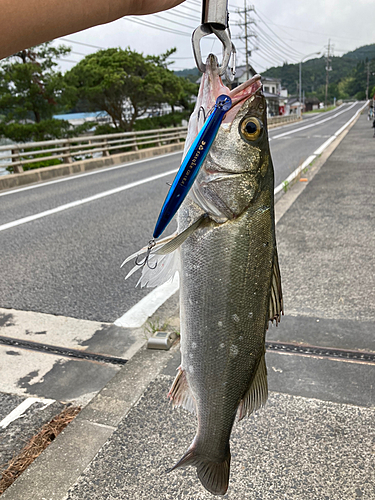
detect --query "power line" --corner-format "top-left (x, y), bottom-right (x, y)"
top-left (254, 10), bottom-right (304, 57)
top-left (254, 9), bottom-right (369, 43)
top-left (165, 7), bottom-right (201, 22)
top-left (151, 13), bottom-right (197, 30)
top-left (124, 17), bottom-right (191, 37)
top-left (57, 37), bottom-right (106, 50)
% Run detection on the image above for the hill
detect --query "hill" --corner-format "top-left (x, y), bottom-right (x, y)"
top-left (173, 67), bottom-right (200, 83)
top-left (263, 43), bottom-right (375, 101)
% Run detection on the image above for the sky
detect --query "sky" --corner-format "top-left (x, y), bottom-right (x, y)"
top-left (51, 0), bottom-right (375, 75)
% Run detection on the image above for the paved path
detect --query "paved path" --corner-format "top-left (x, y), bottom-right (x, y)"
top-left (1, 112), bottom-right (374, 499)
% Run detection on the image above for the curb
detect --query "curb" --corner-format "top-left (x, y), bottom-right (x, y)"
top-left (0, 143), bottom-right (184, 192)
top-left (0, 107), bottom-right (365, 500)
top-left (0, 345), bottom-right (178, 500)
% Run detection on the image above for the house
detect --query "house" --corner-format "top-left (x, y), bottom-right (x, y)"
top-left (304, 97), bottom-right (320, 112)
top-left (231, 67), bottom-right (285, 116)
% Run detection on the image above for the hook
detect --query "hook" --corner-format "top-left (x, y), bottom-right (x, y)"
top-left (134, 239), bottom-right (157, 270)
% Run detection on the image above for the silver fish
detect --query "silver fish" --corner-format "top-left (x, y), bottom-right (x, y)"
top-left (123, 55), bottom-right (283, 496)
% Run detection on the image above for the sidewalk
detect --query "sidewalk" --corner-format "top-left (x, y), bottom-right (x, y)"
top-left (2, 112), bottom-right (374, 500)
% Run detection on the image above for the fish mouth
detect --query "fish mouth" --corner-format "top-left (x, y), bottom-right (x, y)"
top-left (202, 55), bottom-right (262, 124)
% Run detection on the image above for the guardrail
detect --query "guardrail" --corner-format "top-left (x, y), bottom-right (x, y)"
top-left (0, 114), bottom-right (302, 174)
top-left (0, 127), bottom-right (188, 174)
top-left (268, 114), bottom-right (302, 128)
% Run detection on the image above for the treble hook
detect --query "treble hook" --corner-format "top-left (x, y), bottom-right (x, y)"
top-left (134, 239), bottom-right (157, 270)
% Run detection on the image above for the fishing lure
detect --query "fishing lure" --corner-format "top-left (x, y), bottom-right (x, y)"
top-left (153, 94), bottom-right (232, 239)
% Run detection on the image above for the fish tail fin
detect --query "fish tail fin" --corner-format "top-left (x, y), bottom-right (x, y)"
top-left (167, 443), bottom-right (231, 496)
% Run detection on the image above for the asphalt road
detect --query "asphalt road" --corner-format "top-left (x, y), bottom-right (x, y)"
top-left (0, 102), bottom-right (364, 323)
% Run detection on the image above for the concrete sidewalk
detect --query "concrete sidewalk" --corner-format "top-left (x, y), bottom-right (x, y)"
top-left (2, 112), bottom-right (374, 500)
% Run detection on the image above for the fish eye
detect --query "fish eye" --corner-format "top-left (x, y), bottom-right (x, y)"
top-left (240, 117), bottom-right (263, 141)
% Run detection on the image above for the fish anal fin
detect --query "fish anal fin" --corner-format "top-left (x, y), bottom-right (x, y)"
top-left (269, 248), bottom-right (283, 325)
top-left (167, 443), bottom-right (231, 496)
top-left (168, 367), bottom-right (196, 415)
top-left (237, 353), bottom-right (268, 421)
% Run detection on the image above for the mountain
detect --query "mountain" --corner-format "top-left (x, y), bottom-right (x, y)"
top-left (173, 67), bottom-right (200, 83)
top-left (262, 43), bottom-right (375, 101)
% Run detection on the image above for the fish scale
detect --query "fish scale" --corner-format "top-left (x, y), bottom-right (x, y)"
top-left (124, 54), bottom-right (282, 496)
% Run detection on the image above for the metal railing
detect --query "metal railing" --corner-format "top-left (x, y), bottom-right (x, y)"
top-left (0, 114), bottom-right (302, 174)
top-left (268, 114), bottom-right (302, 127)
top-left (0, 127), bottom-right (188, 173)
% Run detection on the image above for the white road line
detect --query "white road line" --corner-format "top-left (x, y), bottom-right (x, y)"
top-left (269, 102), bottom-right (357, 141)
top-left (114, 273), bottom-right (180, 328)
top-left (0, 397), bottom-right (55, 429)
top-left (274, 101), bottom-right (367, 195)
top-left (0, 168), bottom-right (178, 232)
top-left (114, 102), bottom-right (367, 329)
top-left (0, 151), bottom-right (183, 198)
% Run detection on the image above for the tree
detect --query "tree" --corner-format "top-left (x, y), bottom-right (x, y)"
top-left (0, 42), bottom-right (70, 123)
top-left (63, 47), bottom-right (197, 131)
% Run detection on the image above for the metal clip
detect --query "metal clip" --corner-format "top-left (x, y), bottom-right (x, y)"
top-left (192, 24), bottom-right (234, 77)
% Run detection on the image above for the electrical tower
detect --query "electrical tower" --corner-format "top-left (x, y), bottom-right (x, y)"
top-left (324, 39), bottom-right (333, 108)
top-left (237, 2), bottom-right (258, 80)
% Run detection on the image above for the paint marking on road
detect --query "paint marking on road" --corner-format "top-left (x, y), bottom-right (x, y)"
top-left (0, 151), bottom-right (183, 198)
top-left (0, 168), bottom-right (178, 232)
top-left (115, 103), bottom-right (367, 330)
top-left (273, 101), bottom-right (367, 195)
top-left (114, 273), bottom-right (179, 328)
top-left (0, 397), bottom-right (55, 429)
top-left (269, 102), bottom-right (357, 141)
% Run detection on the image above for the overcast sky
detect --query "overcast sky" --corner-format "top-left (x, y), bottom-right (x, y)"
top-left (52, 0), bottom-right (375, 75)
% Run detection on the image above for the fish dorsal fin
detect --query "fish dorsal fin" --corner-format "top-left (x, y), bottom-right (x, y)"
top-left (168, 367), bottom-right (197, 415)
top-left (155, 214), bottom-right (209, 255)
top-left (237, 353), bottom-right (268, 421)
top-left (269, 249), bottom-right (283, 325)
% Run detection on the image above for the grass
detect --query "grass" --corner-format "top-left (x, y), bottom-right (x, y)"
top-left (303, 105), bottom-right (336, 115)
top-left (144, 317), bottom-right (180, 340)
top-left (0, 406), bottom-right (80, 495)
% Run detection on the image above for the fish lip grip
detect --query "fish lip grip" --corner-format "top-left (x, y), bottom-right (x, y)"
top-left (153, 94), bottom-right (232, 240)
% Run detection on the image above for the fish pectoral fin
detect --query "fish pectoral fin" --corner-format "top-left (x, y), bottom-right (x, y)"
top-left (269, 248), bottom-right (283, 325)
top-left (237, 352), bottom-right (268, 421)
top-left (155, 214), bottom-right (210, 255)
top-left (167, 445), bottom-right (231, 496)
top-left (168, 367), bottom-right (196, 415)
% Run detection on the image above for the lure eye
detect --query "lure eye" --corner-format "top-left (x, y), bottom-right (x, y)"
top-left (240, 117), bottom-right (263, 141)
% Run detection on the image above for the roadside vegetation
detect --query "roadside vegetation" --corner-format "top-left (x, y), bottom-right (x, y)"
top-left (0, 44), bottom-right (198, 144)
top-left (264, 44), bottom-right (375, 102)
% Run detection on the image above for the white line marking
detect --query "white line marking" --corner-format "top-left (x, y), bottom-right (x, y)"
top-left (0, 168), bottom-right (178, 232)
top-left (270, 102), bottom-right (357, 141)
top-left (273, 101), bottom-right (367, 195)
top-left (0, 397), bottom-right (55, 429)
top-left (115, 102), bottom-right (367, 330)
top-left (0, 151), bottom-right (183, 198)
top-left (114, 273), bottom-right (180, 328)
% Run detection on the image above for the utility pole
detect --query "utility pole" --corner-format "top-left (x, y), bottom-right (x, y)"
top-left (366, 61), bottom-right (370, 101)
top-left (325, 39), bottom-right (333, 108)
top-left (237, 3), bottom-right (257, 80)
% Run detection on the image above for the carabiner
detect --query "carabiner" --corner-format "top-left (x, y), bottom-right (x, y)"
top-left (192, 24), bottom-right (233, 77)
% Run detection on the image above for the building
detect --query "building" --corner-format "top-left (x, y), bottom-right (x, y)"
top-left (231, 66), bottom-right (285, 116)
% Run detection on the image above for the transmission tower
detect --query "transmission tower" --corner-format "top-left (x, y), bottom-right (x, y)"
top-left (237, 2), bottom-right (258, 80)
top-left (324, 39), bottom-right (333, 107)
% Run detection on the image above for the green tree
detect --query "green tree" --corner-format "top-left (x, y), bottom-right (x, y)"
top-left (0, 42), bottom-right (70, 123)
top-left (63, 47), bottom-right (197, 132)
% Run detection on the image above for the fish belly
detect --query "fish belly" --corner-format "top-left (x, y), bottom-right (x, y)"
top-left (179, 188), bottom-right (274, 458)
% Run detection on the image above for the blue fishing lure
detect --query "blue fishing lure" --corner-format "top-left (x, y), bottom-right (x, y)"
top-left (153, 94), bottom-right (232, 239)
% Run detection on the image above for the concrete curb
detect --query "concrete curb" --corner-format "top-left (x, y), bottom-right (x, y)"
top-left (0, 109), bottom-right (364, 500)
top-left (0, 344), bottom-right (178, 500)
top-left (0, 143), bottom-right (184, 192)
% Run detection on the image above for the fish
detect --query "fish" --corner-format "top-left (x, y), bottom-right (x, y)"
top-left (122, 54), bottom-right (283, 496)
